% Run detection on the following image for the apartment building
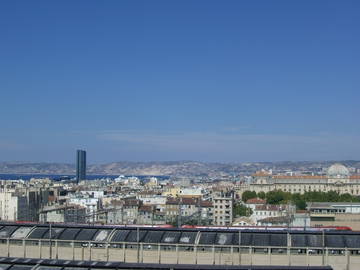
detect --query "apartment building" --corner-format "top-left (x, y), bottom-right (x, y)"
top-left (0, 191), bottom-right (28, 221)
top-left (212, 191), bottom-right (234, 226)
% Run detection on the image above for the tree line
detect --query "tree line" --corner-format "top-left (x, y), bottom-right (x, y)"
top-left (241, 190), bottom-right (360, 210)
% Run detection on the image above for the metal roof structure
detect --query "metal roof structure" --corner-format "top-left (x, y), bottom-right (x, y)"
top-left (0, 222), bottom-right (359, 248)
top-left (0, 257), bottom-right (333, 270)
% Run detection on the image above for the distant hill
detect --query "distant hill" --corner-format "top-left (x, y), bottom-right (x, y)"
top-left (0, 160), bottom-right (359, 177)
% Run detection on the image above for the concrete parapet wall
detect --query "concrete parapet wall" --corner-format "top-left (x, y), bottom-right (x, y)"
top-left (0, 239), bottom-right (359, 270)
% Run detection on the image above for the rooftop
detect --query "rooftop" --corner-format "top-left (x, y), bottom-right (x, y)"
top-left (246, 198), bottom-right (266, 204)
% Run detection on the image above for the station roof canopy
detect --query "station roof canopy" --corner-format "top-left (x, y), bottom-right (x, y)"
top-left (0, 257), bottom-right (333, 270)
top-left (0, 222), bottom-right (358, 248)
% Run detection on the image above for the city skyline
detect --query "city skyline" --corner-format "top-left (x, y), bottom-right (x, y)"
top-left (0, 1), bottom-right (359, 163)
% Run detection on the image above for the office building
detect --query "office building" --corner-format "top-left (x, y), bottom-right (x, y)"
top-left (76, 149), bottom-right (86, 183)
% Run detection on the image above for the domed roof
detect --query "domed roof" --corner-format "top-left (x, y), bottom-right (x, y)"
top-left (327, 163), bottom-right (350, 177)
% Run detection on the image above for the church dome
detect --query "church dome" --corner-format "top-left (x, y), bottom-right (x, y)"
top-left (327, 163), bottom-right (350, 177)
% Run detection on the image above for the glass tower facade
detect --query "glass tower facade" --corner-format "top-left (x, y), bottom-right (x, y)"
top-left (76, 149), bottom-right (86, 183)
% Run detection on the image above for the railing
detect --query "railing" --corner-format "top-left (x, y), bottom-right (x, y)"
top-left (0, 237), bottom-right (359, 270)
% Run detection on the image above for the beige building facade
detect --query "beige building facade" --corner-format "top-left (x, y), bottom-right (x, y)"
top-left (212, 191), bottom-right (234, 226)
top-left (241, 163), bottom-right (360, 196)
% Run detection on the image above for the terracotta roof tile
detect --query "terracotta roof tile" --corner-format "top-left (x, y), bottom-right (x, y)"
top-left (246, 198), bottom-right (266, 204)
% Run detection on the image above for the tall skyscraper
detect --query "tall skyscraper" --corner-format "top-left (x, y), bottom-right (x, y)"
top-left (76, 150), bottom-right (86, 183)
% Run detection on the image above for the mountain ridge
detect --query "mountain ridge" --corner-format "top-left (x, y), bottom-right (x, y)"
top-left (0, 160), bottom-right (360, 177)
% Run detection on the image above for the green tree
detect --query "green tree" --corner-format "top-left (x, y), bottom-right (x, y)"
top-left (258, 191), bottom-right (266, 200)
top-left (325, 191), bottom-right (340, 202)
top-left (243, 190), bottom-right (360, 212)
top-left (295, 199), bottom-right (307, 210)
top-left (339, 193), bottom-right (353, 202)
top-left (290, 193), bottom-right (306, 210)
top-left (233, 203), bottom-right (253, 217)
top-left (266, 190), bottom-right (291, 204)
top-left (241, 191), bottom-right (257, 202)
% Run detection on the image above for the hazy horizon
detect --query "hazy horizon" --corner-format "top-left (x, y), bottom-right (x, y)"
top-left (1, 158), bottom-right (359, 165)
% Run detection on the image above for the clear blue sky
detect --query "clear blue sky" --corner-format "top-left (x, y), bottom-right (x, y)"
top-left (0, 1), bottom-right (359, 163)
